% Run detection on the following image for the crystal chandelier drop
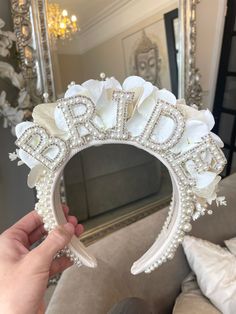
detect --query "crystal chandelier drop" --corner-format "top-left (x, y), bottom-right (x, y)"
top-left (47, 3), bottom-right (79, 41)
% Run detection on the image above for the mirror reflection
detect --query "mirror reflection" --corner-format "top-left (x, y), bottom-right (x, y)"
top-left (46, 0), bottom-right (178, 241)
top-left (47, 0), bottom-right (179, 97)
top-left (64, 145), bottom-right (172, 243)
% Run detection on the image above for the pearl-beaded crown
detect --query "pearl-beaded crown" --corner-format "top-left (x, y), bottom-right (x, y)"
top-left (11, 76), bottom-right (227, 275)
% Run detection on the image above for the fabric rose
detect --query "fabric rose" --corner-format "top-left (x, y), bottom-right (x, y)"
top-left (54, 76), bottom-right (157, 135)
top-left (185, 158), bottom-right (222, 204)
top-left (170, 102), bottom-right (224, 154)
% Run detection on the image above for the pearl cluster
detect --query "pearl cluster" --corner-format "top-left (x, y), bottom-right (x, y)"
top-left (54, 247), bottom-right (82, 267)
top-left (15, 85), bottom-right (227, 274)
top-left (34, 169), bottom-right (82, 267)
top-left (144, 183), bottom-right (194, 273)
top-left (192, 202), bottom-right (212, 221)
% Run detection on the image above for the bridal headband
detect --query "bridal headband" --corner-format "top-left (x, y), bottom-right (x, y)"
top-left (10, 76), bottom-right (227, 275)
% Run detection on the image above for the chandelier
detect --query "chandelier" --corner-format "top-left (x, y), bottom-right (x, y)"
top-left (47, 3), bottom-right (79, 41)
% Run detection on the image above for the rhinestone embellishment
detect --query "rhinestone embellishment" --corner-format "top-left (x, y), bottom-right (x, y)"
top-left (112, 90), bottom-right (135, 139)
top-left (16, 126), bottom-right (69, 171)
top-left (139, 100), bottom-right (185, 150)
top-left (14, 80), bottom-right (227, 275)
top-left (57, 95), bottom-right (104, 148)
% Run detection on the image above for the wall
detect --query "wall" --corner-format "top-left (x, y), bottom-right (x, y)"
top-left (196, 0), bottom-right (227, 109)
top-left (58, 0), bottom-right (227, 110)
top-left (57, 1), bottom-right (177, 93)
top-left (0, 0), bottom-right (35, 232)
top-left (57, 53), bottom-right (83, 95)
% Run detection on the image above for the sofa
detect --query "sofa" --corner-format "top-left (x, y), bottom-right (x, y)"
top-left (46, 173), bottom-right (236, 313)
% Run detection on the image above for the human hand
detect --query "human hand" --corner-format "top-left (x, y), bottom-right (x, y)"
top-left (0, 205), bottom-right (83, 314)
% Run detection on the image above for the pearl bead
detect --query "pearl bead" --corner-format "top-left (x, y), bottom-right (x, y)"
top-left (13, 78), bottom-right (227, 275)
top-left (186, 208), bottom-right (193, 215)
top-left (183, 223), bottom-right (192, 233)
top-left (44, 223), bottom-right (49, 230)
top-left (145, 269), bottom-right (151, 274)
top-left (167, 253), bottom-right (174, 260)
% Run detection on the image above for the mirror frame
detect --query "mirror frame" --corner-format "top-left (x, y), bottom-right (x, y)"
top-left (11, 0), bottom-right (202, 107)
top-left (178, 0), bottom-right (202, 107)
top-left (10, 0), bottom-right (203, 245)
top-left (11, 0), bottom-right (55, 101)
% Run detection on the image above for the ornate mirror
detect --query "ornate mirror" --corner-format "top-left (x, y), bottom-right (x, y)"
top-left (10, 0), bottom-right (203, 244)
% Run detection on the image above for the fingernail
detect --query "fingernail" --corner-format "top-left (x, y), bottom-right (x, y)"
top-left (63, 223), bottom-right (74, 234)
top-left (78, 224), bottom-right (84, 233)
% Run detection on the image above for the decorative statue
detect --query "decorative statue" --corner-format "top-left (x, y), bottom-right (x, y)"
top-left (134, 30), bottom-right (162, 88)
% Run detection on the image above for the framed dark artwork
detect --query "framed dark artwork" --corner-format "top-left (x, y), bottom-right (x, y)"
top-left (213, 0), bottom-right (236, 176)
top-left (164, 8), bottom-right (179, 97)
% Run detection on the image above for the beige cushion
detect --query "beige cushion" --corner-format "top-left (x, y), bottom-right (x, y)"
top-left (182, 236), bottom-right (236, 314)
top-left (46, 173), bottom-right (236, 314)
top-left (225, 237), bottom-right (236, 256)
top-left (173, 273), bottom-right (220, 314)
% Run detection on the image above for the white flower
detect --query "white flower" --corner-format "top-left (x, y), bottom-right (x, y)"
top-left (0, 19), bottom-right (16, 57)
top-left (0, 61), bottom-right (23, 89)
top-left (55, 78), bottom-right (115, 134)
top-left (184, 158), bottom-right (222, 205)
top-left (15, 121), bottom-right (41, 169)
top-left (14, 76), bottom-right (224, 194)
top-left (192, 202), bottom-right (207, 221)
top-left (54, 76), bottom-right (158, 135)
top-left (126, 81), bottom-right (176, 139)
top-left (32, 102), bottom-right (68, 140)
top-left (193, 175), bottom-right (221, 205)
top-left (171, 104), bottom-right (223, 154)
top-left (9, 150), bottom-right (24, 165)
top-left (15, 121), bottom-right (47, 187)
top-left (27, 164), bottom-right (46, 188)
top-left (215, 196), bottom-right (227, 207)
top-left (18, 89), bottom-right (30, 109)
top-left (192, 212), bottom-right (201, 221)
top-left (16, 97), bottom-right (86, 187)
top-left (0, 91), bottom-right (24, 131)
top-left (9, 151), bottom-right (18, 161)
top-left (35, 76), bottom-right (222, 172)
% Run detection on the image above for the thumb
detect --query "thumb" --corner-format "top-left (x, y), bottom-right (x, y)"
top-left (30, 223), bottom-right (74, 267)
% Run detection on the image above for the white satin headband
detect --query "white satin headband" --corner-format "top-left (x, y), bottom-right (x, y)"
top-left (11, 76), bottom-right (226, 275)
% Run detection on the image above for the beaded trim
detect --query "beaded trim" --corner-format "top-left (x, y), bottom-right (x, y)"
top-left (14, 82), bottom-right (227, 275)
